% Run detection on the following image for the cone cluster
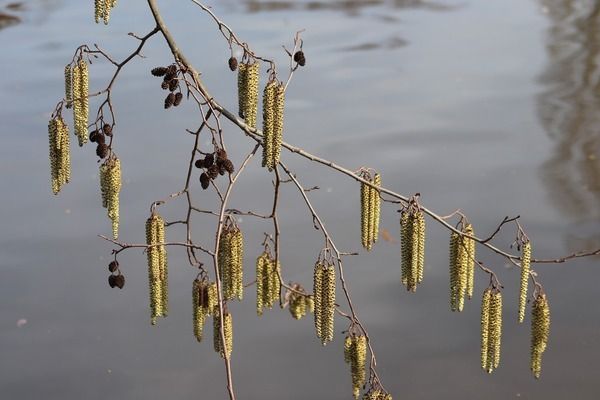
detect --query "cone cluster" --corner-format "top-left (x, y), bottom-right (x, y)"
top-left (255, 252), bottom-right (281, 315)
top-left (518, 241), bottom-right (531, 323)
top-left (48, 116), bottom-right (71, 195)
top-left (237, 61), bottom-right (260, 128)
top-left (314, 261), bottom-right (336, 345)
top-left (531, 293), bottom-right (550, 379)
top-left (360, 172), bottom-right (381, 251)
top-left (218, 225), bottom-right (244, 301)
top-left (146, 212), bottom-right (168, 325)
top-left (344, 334), bottom-right (367, 399)
top-left (71, 59), bottom-right (89, 147)
top-left (261, 80), bottom-right (285, 171)
top-left (94, 0), bottom-right (118, 24)
top-left (400, 207), bottom-right (426, 291)
top-left (99, 156), bottom-right (121, 239)
top-left (480, 288), bottom-right (502, 373)
top-left (449, 223), bottom-right (475, 311)
top-left (288, 288), bottom-right (313, 320)
top-left (213, 307), bottom-right (233, 359)
top-left (192, 279), bottom-right (218, 342)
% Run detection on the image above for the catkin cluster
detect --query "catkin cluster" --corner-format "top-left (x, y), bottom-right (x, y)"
top-left (255, 252), bottom-right (281, 315)
top-left (48, 116), bottom-right (71, 195)
top-left (480, 288), bottom-right (503, 373)
top-left (314, 261), bottom-right (336, 345)
top-left (94, 0), bottom-right (118, 24)
top-left (344, 334), bottom-right (367, 399)
top-left (448, 223), bottom-right (475, 311)
top-left (362, 388), bottom-right (392, 400)
top-left (289, 292), bottom-right (313, 320)
top-left (213, 308), bottom-right (233, 359)
top-left (399, 208), bottom-right (426, 291)
top-left (146, 213), bottom-right (169, 325)
top-left (99, 156), bottom-right (121, 239)
top-left (518, 241), bottom-right (531, 323)
top-left (71, 59), bottom-right (89, 147)
top-left (218, 226), bottom-right (244, 301)
top-left (531, 293), bottom-right (550, 379)
top-left (261, 80), bottom-right (285, 170)
top-left (237, 61), bottom-right (260, 129)
top-left (192, 279), bottom-right (218, 342)
top-left (360, 172), bottom-right (381, 251)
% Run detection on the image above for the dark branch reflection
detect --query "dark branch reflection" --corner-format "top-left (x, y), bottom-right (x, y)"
top-left (538, 0), bottom-right (600, 236)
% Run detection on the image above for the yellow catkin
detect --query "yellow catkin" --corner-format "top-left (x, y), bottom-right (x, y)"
top-left (361, 178), bottom-right (372, 250)
top-left (416, 211), bottom-right (426, 284)
top-left (218, 229), bottom-right (232, 300)
top-left (313, 262), bottom-right (324, 341)
top-left (289, 292), bottom-right (307, 320)
top-left (464, 224), bottom-right (475, 299)
top-left (48, 117), bottom-right (71, 194)
top-left (256, 253), bottom-right (266, 315)
top-left (347, 335), bottom-right (367, 399)
top-left (262, 81), bottom-right (276, 169)
top-left (480, 288), bottom-right (492, 370)
top-left (193, 279), bottom-right (205, 342)
top-left (306, 294), bottom-right (315, 314)
top-left (344, 336), bottom-right (353, 364)
top-left (370, 173), bottom-right (381, 248)
top-left (400, 211), bottom-right (411, 286)
top-left (207, 282), bottom-right (218, 317)
top-left (518, 241), bottom-right (531, 323)
top-left (486, 290), bottom-right (503, 373)
top-left (238, 62), bottom-right (259, 128)
top-left (64, 65), bottom-right (73, 109)
top-left (237, 63), bottom-right (247, 119)
top-left (531, 293), bottom-right (550, 379)
top-left (94, 0), bottom-right (105, 23)
top-left (146, 213), bottom-right (168, 325)
top-left (321, 264), bottom-right (336, 345)
top-left (218, 227), bottom-right (244, 301)
top-left (214, 310), bottom-right (233, 359)
top-left (100, 157), bottom-right (121, 239)
top-left (449, 232), bottom-right (459, 311)
top-left (232, 229), bottom-right (244, 300)
top-left (271, 82), bottom-right (285, 168)
top-left (73, 59), bottom-right (89, 147)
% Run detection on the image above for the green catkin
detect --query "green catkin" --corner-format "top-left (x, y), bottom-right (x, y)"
top-left (409, 213), bottom-right (420, 291)
top-left (218, 229), bottom-right (233, 300)
top-left (238, 62), bottom-right (260, 128)
top-left (193, 279), bottom-right (205, 342)
top-left (262, 81), bottom-right (276, 169)
top-left (531, 293), bottom-right (550, 379)
top-left (94, 0), bottom-right (105, 23)
top-left (465, 224), bottom-right (476, 299)
top-left (214, 310), bottom-right (233, 359)
top-left (345, 335), bottom-right (367, 399)
top-left (48, 117), bottom-right (71, 194)
top-left (218, 227), bottom-right (244, 301)
top-left (361, 177), bottom-right (372, 250)
top-left (322, 264), bottom-right (336, 344)
top-left (449, 226), bottom-right (473, 312)
top-left (73, 59), bottom-right (89, 147)
top-left (518, 241), bottom-right (531, 323)
top-left (207, 282), bottom-right (218, 316)
top-left (146, 213), bottom-right (168, 325)
top-left (369, 174), bottom-right (381, 249)
top-left (237, 63), bottom-right (247, 120)
top-left (289, 292), bottom-right (307, 320)
top-left (400, 211), bottom-right (411, 286)
top-left (256, 253), bottom-right (266, 315)
top-left (313, 262), bottom-right (324, 341)
top-left (64, 65), bottom-right (73, 108)
top-left (416, 211), bottom-right (426, 284)
top-left (271, 82), bottom-right (285, 168)
top-left (480, 288), bottom-right (492, 370)
top-left (232, 229), bottom-right (244, 300)
top-left (486, 290), bottom-right (503, 373)
top-left (100, 157), bottom-right (121, 239)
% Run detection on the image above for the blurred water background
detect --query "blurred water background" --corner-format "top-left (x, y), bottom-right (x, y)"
top-left (0, 0), bottom-right (599, 399)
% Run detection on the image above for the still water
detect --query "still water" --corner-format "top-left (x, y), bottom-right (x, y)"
top-left (1, 0), bottom-right (599, 399)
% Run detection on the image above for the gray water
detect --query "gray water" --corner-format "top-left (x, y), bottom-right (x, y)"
top-left (1, 0), bottom-right (599, 399)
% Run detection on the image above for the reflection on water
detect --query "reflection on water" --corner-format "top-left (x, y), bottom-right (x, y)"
top-left (225, 0), bottom-right (452, 14)
top-left (538, 0), bottom-right (600, 229)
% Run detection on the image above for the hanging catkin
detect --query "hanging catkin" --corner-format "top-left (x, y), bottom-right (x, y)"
top-left (64, 65), bottom-right (73, 109)
top-left (262, 80), bottom-right (276, 169)
top-left (218, 226), bottom-right (244, 301)
top-left (449, 224), bottom-right (475, 311)
top-left (518, 241), bottom-right (531, 323)
top-left (72, 59), bottom-right (89, 146)
top-left (360, 176), bottom-right (373, 250)
top-left (531, 293), bottom-right (550, 379)
top-left (314, 262), bottom-right (335, 345)
top-left (214, 308), bottom-right (233, 359)
top-left (485, 290), bottom-right (503, 373)
top-left (271, 82), bottom-right (285, 167)
top-left (464, 224), bottom-right (475, 299)
top-left (480, 288), bottom-right (491, 369)
top-left (146, 212), bottom-right (168, 325)
top-left (94, 0), bottom-right (117, 24)
top-left (371, 173), bottom-right (381, 247)
top-left (193, 279), bottom-right (206, 342)
top-left (237, 61), bottom-right (260, 128)
top-left (48, 116), bottom-right (71, 195)
top-left (256, 252), bottom-right (267, 315)
top-left (400, 208), bottom-right (426, 291)
top-left (99, 156), bottom-right (121, 239)
top-left (360, 171), bottom-right (381, 251)
top-left (344, 334), bottom-right (367, 399)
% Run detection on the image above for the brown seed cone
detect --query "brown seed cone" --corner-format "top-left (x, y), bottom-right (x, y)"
top-left (164, 93), bottom-right (175, 109)
top-left (228, 56), bottom-right (238, 71)
top-left (173, 92), bottom-right (183, 106)
top-left (151, 66), bottom-right (167, 77)
top-left (168, 79), bottom-right (178, 92)
top-left (200, 172), bottom-right (210, 189)
top-left (294, 51), bottom-right (306, 66)
top-left (96, 143), bottom-right (109, 159)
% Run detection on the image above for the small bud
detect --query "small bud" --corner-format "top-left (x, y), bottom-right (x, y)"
top-left (200, 172), bottom-right (210, 189)
top-left (108, 260), bottom-right (119, 272)
top-left (115, 274), bottom-right (125, 289)
top-left (96, 143), bottom-right (109, 159)
top-left (173, 92), bottom-right (183, 106)
top-left (164, 93), bottom-right (175, 109)
top-left (228, 57), bottom-right (238, 71)
top-left (151, 67), bottom-right (167, 77)
top-left (195, 159), bottom-right (205, 169)
top-left (108, 275), bottom-right (117, 288)
top-left (293, 51), bottom-right (306, 66)
top-left (103, 124), bottom-right (113, 137)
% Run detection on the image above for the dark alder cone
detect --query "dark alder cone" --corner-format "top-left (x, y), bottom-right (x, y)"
top-left (216, 149), bottom-right (227, 162)
top-left (293, 51), bottom-right (306, 66)
top-left (115, 274), bottom-right (125, 289)
top-left (195, 159), bottom-right (205, 169)
top-left (95, 132), bottom-right (106, 145)
top-left (167, 64), bottom-right (177, 75)
top-left (222, 159), bottom-right (235, 174)
top-left (108, 275), bottom-right (117, 288)
top-left (89, 130), bottom-right (99, 143)
top-left (219, 165), bottom-right (226, 176)
top-left (151, 66), bottom-right (167, 77)
top-left (108, 260), bottom-right (119, 272)
top-left (96, 143), bottom-right (109, 159)
top-left (200, 172), bottom-right (210, 189)
top-left (103, 124), bottom-right (113, 136)
top-left (204, 153), bottom-right (215, 166)
top-left (207, 164), bottom-right (219, 179)
top-left (168, 79), bottom-right (178, 92)
top-left (164, 93), bottom-right (175, 109)
top-left (173, 92), bottom-right (183, 106)
top-left (164, 72), bottom-right (176, 82)
top-left (228, 56), bottom-right (238, 71)
top-left (161, 81), bottom-right (169, 90)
